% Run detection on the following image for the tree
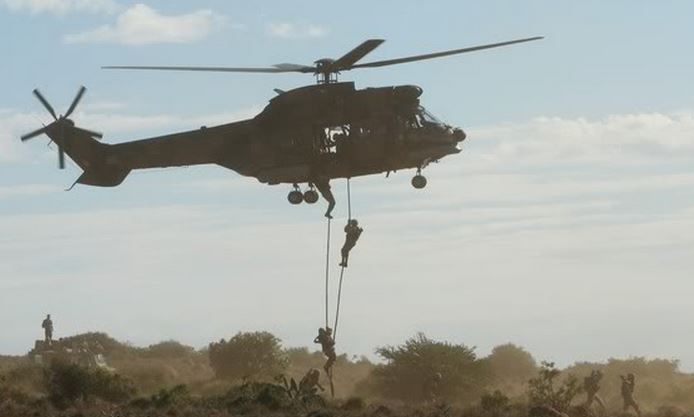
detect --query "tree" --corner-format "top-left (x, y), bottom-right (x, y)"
top-left (527, 361), bottom-right (581, 413)
top-left (487, 343), bottom-right (537, 383)
top-left (208, 331), bottom-right (288, 381)
top-left (369, 333), bottom-right (489, 404)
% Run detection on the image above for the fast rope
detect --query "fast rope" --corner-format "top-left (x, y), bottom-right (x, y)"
top-left (332, 178), bottom-right (351, 342)
top-left (322, 178), bottom-right (352, 340)
top-left (324, 218), bottom-right (331, 329)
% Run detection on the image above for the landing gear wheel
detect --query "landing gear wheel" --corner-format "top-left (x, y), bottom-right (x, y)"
top-left (412, 175), bottom-right (427, 189)
top-left (303, 189), bottom-right (319, 204)
top-left (288, 190), bottom-right (304, 205)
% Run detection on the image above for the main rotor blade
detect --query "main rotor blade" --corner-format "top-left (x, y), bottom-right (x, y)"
top-left (349, 36), bottom-right (544, 70)
top-left (32, 89), bottom-right (58, 120)
top-left (331, 39), bottom-right (385, 70)
top-left (20, 126), bottom-right (49, 141)
top-left (102, 65), bottom-right (315, 74)
top-left (65, 86), bottom-right (86, 118)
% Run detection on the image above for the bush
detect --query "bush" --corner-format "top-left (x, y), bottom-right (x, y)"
top-left (368, 332), bottom-right (489, 404)
top-left (143, 341), bottom-right (196, 359)
top-left (486, 344), bottom-right (537, 384)
top-left (209, 332), bottom-right (288, 381)
top-left (342, 396), bottom-right (366, 410)
top-left (45, 360), bottom-right (136, 408)
top-left (225, 381), bottom-right (293, 411)
top-left (151, 384), bottom-right (192, 408)
top-left (0, 375), bottom-right (31, 405)
top-left (480, 390), bottom-right (511, 417)
top-left (527, 361), bottom-right (581, 413)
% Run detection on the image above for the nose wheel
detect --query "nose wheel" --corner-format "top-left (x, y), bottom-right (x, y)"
top-left (412, 169), bottom-right (427, 189)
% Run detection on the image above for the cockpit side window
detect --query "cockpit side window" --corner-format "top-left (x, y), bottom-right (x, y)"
top-left (419, 107), bottom-right (442, 125)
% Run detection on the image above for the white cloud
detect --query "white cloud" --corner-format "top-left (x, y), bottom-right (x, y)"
top-left (1, 0), bottom-right (119, 14)
top-left (267, 22), bottom-right (327, 39)
top-left (63, 3), bottom-right (225, 45)
top-left (0, 109), bottom-right (45, 162)
top-left (466, 111), bottom-right (694, 170)
top-left (0, 184), bottom-right (55, 199)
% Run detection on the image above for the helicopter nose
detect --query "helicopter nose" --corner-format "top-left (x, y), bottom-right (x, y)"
top-left (453, 128), bottom-right (466, 142)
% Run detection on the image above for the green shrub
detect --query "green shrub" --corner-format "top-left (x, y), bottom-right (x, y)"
top-left (368, 333), bottom-right (489, 404)
top-left (480, 390), bottom-right (510, 417)
top-left (45, 360), bottom-right (136, 408)
top-left (225, 381), bottom-right (293, 411)
top-left (151, 384), bottom-right (192, 408)
top-left (143, 341), bottom-right (196, 359)
top-left (342, 396), bottom-right (366, 410)
top-left (209, 332), bottom-right (288, 381)
top-left (527, 361), bottom-right (581, 413)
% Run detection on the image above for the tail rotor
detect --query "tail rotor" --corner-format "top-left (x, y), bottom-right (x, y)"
top-left (20, 86), bottom-right (103, 169)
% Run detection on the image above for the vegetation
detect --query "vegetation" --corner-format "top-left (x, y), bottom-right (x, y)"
top-left (366, 332), bottom-right (490, 404)
top-left (527, 361), bottom-right (581, 413)
top-left (208, 331), bottom-right (289, 381)
top-left (45, 360), bottom-right (136, 408)
top-left (2, 330), bottom-right (694, 416)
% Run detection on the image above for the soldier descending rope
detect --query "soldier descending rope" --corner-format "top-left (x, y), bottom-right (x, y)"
top-left (314, 327), bottom-right (337, 374)
top-left (339, 219), bottom-right (363, 268)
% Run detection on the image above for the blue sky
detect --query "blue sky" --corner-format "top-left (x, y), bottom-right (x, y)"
top-left (2, 0), bottom-right (694, 370)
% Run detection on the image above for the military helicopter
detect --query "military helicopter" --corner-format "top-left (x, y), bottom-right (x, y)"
top-left (21, 37), bottom-right (542, 215)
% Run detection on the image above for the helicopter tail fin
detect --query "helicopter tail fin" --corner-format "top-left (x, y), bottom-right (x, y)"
top-left (42, 121), bottom-right (131, 187)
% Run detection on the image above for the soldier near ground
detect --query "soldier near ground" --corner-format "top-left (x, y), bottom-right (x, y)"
top-left (313, 327), bottom-right (337, 374)
top-left (620, 373), bottom-right (641, 416)
top-left (298, 368), bottom-right (325, 395)
top-left (339, 219), bottom-right (363, 267)
top-left (41, 314), bottom-right (53, 344)
top-left (583, 370), bottom-right (605, 411)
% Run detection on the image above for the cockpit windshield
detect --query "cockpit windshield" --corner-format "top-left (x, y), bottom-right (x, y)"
top-left (418, 106), bottom-right (443, 126)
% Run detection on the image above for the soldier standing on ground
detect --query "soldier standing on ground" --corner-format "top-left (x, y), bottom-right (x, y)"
top-left (583, 370), bottom-right (605, 411)
top-left (41, 314), bottom-right (53, 344)
top-left (621, 373), bottom-right (641, 417)
top-left (339, 219), bottom-right (363, 267)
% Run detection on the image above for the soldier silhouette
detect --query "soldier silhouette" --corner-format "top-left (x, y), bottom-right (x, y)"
top-left (314, 178), bottom-right (335, 219)
top-left (41, 314), bottom-right (53, 344)
top-left (583, 370), bottom-right (605, 411)
top-left (339, 219), bottom-right (363, 267)
top-left (298, 368), bottom-right (325, 394)
top-left (621, 373), bottom-right (641, 416)
top-left (313, 327), bottom-right (336, 374)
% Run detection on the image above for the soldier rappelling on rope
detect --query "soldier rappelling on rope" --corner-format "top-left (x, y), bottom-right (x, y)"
top-left (314, 327), bottom-right (336, 374)
top-left (339, 219), bottom-right (363, 268)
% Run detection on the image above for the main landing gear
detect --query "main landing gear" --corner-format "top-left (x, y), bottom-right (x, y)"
top-left (411, 168), bottom-right (427, 189)
top-left (287, 183), bottom-right (319, 205)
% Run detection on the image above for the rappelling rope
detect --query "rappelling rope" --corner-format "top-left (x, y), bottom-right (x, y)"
top-left (324, 218), bottom-right (331, 329)
top-left (332, 178), bottom-right (352, 342)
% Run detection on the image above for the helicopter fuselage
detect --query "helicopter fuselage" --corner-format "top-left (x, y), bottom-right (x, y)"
top-left (35, 82), bottom-right (465, 190)
top-left (218, 81), bottom-right (466, 185)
